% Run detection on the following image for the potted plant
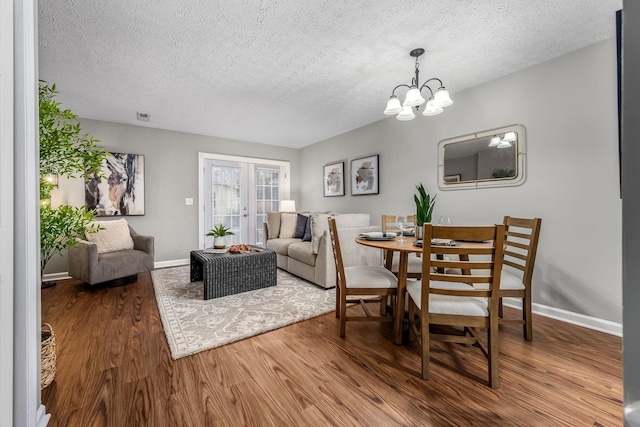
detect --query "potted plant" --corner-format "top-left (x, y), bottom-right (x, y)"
top-left (207, 224), bottom-right (235, 248)
top-left (414, 183), bottom-right (436, 239)
top-left (39, 81), bottom-right (108, 287)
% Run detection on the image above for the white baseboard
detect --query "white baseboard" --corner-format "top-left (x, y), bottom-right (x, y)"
top-left (154, 259), bottom-right (189, 269)
top-left (42, 259), bottom-right (191, 282)
top-left (503, 298), bottom-right (622, 337)
top-left (42, 271), bottom-right (71, 281)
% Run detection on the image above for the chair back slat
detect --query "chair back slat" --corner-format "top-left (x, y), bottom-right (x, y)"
top-left (503, 216), bottom-right (542, 286)
top-left (503, 259), bottom-right (525, 271)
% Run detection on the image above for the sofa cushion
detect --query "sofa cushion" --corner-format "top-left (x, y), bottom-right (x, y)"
top-left (335, 213), bottom-right (370, 228)
top-left (288, 241), bottom-right (316, 266)
top-left (279, 213), bottom-right (298, 238)
top-left (266, 212), bottom-right (282, 239)
top-left (86, 218), bottom-right (134, 254)
top-left (266, 237), bottom-right (302, 256)
top-left (294, 214), bottom-right (309, 239)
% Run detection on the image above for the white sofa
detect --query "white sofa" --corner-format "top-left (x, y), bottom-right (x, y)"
top-left (263, 212), bottom-right (381, 288)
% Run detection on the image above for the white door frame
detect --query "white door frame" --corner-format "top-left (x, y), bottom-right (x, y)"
top-left (11, 0), bottom-right (49, 425)
top-left (198, 153), bottom-right (290, 249)
top-left (0, 0), bottom-right (15, 424)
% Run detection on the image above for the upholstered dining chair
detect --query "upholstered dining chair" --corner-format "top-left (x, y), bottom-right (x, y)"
top-left (407, 224), bottom-right (505, 387)
top-left (328, 217), bottom-right (398, 338)
top-left (498, 216), bottom-right (542, 341)
top-left (381, 214), bottom-right (422, 279)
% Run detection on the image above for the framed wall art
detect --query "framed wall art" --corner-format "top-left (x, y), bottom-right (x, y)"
top-left (323, 161), bottom-right (345, 197)
top-left (85, 152), bottom-right (145, 216)
top-left (351, 154), bottom-right (379, 195)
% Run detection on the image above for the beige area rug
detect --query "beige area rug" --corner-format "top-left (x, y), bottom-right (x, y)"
top-left (151, 266), bottom-right (336, 359)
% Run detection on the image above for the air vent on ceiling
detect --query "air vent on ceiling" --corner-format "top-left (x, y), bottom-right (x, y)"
top-left (136, 112), bottom-right (150, 122)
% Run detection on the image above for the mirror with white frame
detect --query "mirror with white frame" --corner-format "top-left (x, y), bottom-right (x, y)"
top-left (437, 124), bottom-right (526, 190)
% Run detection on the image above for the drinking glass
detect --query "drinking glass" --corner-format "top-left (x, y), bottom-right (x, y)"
top-left (437, 215), bottom-right (452, 226)
top-left (396, 215), bottom-right (411, 243)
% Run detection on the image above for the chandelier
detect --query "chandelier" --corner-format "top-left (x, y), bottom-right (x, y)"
top-left (383, 48), bottom-right (453, 121)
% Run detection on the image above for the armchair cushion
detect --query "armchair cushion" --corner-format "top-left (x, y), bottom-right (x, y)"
top-left (85, 218), bottom-right (134, 253)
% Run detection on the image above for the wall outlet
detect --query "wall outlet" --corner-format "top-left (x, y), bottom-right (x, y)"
top-left (185, 198), bottom-right (193, 205)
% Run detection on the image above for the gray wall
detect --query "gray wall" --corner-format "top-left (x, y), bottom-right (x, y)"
top-left (623, 1), bottom-right (640, 423)
top-left (46, 121), bottom-right (300, 273)
top-left (299, 38), bottom-right (622, 323)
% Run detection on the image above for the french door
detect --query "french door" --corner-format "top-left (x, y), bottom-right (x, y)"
top-left (199, 153), bottom-right (290, 248)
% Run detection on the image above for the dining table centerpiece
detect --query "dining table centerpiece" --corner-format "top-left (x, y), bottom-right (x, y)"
top-left (414, 183), bottom-right (436, 239)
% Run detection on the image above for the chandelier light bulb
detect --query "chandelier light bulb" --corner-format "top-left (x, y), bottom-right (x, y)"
top-left (432, 87), bottom-right (453, 107)
top-left (384, 96), bottom-right (403, 115)
top-left (503, 131), bottom-right (517, 142)
top-left (403, 87), bottom-right (426, 107)
top-left (422, 99), bottom-right (444, 116)
top-left (396, 106), bottom-right (416, 121)
top-left (488, 136), bottom-right (501, 147)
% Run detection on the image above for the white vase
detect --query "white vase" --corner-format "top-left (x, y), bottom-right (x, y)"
top-left (213, 236), bottom-right (226, 248)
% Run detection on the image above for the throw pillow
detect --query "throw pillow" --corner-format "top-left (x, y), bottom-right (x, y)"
top-left (311, 213), bottom-right (333, 254)
top-left (294, 214), bottom-right (309, 239)
top-left (266, 212), bottom-right (283, 240)
top-left (85, 218), bottom-right (134, 254)
top-left (279, 213), bottom-right (298, 238)
top-left (302, 217), bottom-right (312, 242)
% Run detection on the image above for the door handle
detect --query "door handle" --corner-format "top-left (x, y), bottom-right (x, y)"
top-left (243, 213), bottom-right (249, 217)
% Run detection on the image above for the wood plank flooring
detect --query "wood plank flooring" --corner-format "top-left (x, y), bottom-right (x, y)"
top-left (41, 271), bottom-right (623, 426)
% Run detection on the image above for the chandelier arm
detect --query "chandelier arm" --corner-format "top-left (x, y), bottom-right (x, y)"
top-left (391, 84), bottom-right (412, 96)
top-left (422, 77), bottom-right (444, 88)
top-left (418, 84), bottom-right (435, 98)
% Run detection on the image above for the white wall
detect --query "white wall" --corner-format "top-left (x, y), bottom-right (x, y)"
top-left (46, 121), bottom-right (300, 273)
top-left (299, 39), bottom-right (622, 323)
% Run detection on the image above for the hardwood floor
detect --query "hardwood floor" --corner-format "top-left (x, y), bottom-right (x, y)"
top-left (41, 271), bottom-right (623, 426)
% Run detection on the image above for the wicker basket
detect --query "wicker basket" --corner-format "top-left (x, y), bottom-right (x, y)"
top-left (41, 323), bottom-right (56, 389)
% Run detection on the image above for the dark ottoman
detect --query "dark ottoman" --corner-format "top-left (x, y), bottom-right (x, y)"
top-left (189, 248), bottom-right (277, 300)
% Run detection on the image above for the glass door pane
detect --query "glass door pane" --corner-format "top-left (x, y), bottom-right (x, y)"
top-left (255, 167), bottom-right (281, 246)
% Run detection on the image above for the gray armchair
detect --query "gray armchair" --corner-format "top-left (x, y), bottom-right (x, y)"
top-left (68, 226), bottom-right (154, 286)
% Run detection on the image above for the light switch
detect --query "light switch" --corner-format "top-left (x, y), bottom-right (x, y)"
top-left (185, 198), bottom-right (193, 205)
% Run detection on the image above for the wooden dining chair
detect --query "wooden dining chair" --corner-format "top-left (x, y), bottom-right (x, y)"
top-left (407, 224), bottom-right (505, 387)
top-left (328, 217), bottom-right (398, 337)
top-left (382, 214), bottom-right (422, 279)
top-left (499, 216), bottom-right (542, 341)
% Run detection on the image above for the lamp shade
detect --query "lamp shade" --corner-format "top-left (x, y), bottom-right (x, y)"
top-left (396, 106), bottom-right (416, 121)
top-left (280, 200), bottom-right (296, 212)
top-left (432, 87), bottom-right (453, 107)
top-left (422, 99), bottom-right (444, 116)
top-left (384, 97), bottom-right (403, 115)
top-left (403, 88), bottom-right (426, 107)
top-left (488, 136), bottom-right (501, 147)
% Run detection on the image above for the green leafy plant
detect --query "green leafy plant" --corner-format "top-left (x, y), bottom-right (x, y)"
top-left (207, 224), bottom-right (235, 237)
top-left (414, 183), bottom-right (437, 226)
top-left (491, 168), bottom-right (516, 178)
top-left (39, 81), bottom-right (109, 282)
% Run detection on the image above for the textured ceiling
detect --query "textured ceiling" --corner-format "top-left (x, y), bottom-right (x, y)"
top-left (38, 0), bottom-right (621, 148)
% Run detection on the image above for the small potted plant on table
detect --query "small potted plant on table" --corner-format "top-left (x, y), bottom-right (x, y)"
top-left (207, 224), bottom-right (234, 248)
top-left (414, 183), bottom-right (436, 239)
